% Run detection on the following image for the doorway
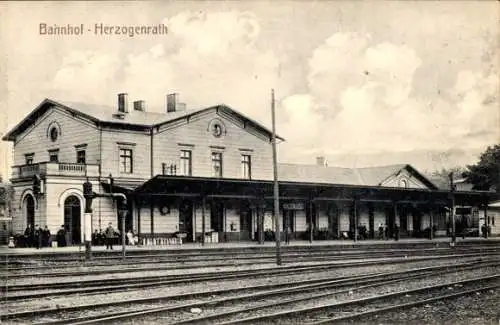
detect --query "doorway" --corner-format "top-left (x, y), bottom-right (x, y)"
top-left (210, 201), bottom-right (224, 234)
top-left (64, 195), bottom-right (81, 245)
top-left (179, 200), bottom-right (194, 242)
top-left (283, 210), bottom-right (295, 239)
top-left (240, 204), bottom-right (252, 241)
top-left (24, 194), bottom-right (35, 229)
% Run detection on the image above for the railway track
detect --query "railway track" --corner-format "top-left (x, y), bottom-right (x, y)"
top-left (3, 243), bottom-right (499, 265)
top-left (4, 259), bottom-right (498, 325)
top-left (3, 247), bottom-right (499, 278)
top-left (3, 254), bottom-right (498, 300)
top-left (206, 276), bottom-right (500, 325)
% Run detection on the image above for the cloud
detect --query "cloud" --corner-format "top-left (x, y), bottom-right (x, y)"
top-left (3, 4), bottom-right (498, 179)
top-left (51, 10), bottom-right (284, 125)
top-left (279, 33), bottom-right (425, 158)
top-left (53, 50), bottom-right (123, 101)
top-left (165, 11), bottom-right (260, 56)
top-left (278, 31), bottom-right (498, 163)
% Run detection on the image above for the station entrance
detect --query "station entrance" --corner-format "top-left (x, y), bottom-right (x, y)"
top-left (63, 195), bottom-right (81, 245)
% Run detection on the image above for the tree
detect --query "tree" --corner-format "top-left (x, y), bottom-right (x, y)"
top-left (462, 145), bottom-right (500, 192)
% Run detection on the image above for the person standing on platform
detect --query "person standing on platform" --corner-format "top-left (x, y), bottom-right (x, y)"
top-left (34, 224), bottom-right (42, 249)
top-left (105, 222), bottom-right (116, 250)
top-left (24, 224), bottom-right (33, 247)
top-left (56, 225), bottom-right (66, 247)
top-left (394, 223), bottom-right (400, 241)
top-left (378, 223), bottom-right (384, 240)
top-left (42, 225), bottom-right (51, 247)
top-left (127, 230), bottom-right (136, 245)
top-left (383, 224), bottom-right (388, 240)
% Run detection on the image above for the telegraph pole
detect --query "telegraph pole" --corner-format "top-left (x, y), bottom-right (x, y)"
top-left (449, 172), bottom-right (456, 245)
top-left (271, 89), bottom-right (282, 266)
top-left (83, 179), bottom-right (93, 260)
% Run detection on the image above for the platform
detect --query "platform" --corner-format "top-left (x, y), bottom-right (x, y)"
top-left (1, 237), bottom-right (499, 257)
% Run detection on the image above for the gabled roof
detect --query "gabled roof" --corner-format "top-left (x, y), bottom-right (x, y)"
top-left (2, 98), bottom-right (284, 141)
top-left (278, 163), bottom-right (438, 190)
top-left (134, 175), bottom-right (499, 206)
top-left (278, 163), bottom-right (364, 185)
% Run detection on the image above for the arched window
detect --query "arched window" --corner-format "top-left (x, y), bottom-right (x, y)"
top-left (399, 179), bottom-right (409, 188)
top-left (64, 195), bottom-right (81, 245)
top-left (24, 194), bottom-right (35, 228)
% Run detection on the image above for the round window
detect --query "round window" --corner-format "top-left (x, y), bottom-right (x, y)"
top-left (212, 123), bottom-right (222, 137)
top-left (50, 127), bottom-right (58, 142)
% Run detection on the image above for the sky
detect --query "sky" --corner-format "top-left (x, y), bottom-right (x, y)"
top-left (0, 1), bottom-right (498, 180)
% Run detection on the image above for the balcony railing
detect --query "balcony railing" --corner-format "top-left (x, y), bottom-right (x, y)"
top-left (13, 162), bottom-right (99, 179)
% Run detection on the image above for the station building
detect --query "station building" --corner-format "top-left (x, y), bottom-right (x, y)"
top-left (2, 93), bottom-right (498, 245)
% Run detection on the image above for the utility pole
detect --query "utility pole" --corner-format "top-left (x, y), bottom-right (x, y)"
top-left (120, 198), bottom-right (127, 260)
top-left (201, 195), bottom-right (206, 246)
top-left (271, 89), bottom-right (282, 266)
top-left (449, 172), bottom-right (456, 245)
top-left (83, 180), bottom-right (93, 260)
top-left (483, 196), bottom-right (489, 239)
top-left (309, 199), bottom-right (313, 244)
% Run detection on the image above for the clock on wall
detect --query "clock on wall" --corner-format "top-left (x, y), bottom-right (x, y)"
top-left (159, 205), bottom-right (170, 215)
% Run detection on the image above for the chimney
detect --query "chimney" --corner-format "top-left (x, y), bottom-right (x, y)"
top-left (316, 156), bottom-right (326, 167)
top-left (117, 93), bottom-right (128, 113)
top-left (166, 93), bottom-right (186, 113)
top-left (133, 100), bottom-right (145, 112)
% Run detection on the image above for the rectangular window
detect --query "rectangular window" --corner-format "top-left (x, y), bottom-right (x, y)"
top-left (162, 163), bottom-right (177, 175)
top-left (241, 154), bottom-right (251, 179)
top-left (119, 148), bottom-right (133, 173)
top-left (25, 153), bottom-right (34, 165)
top-left (76, 150), bottom-right (86, 164)
top-left (48, 150), bottom-right (59, 163)
top-left (211, 152), bottom-right (223, 177)
top-left (180, 150), bottom-right (192, 176)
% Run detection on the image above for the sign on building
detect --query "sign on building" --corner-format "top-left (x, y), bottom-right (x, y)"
top-left (282, 202), bottom-right (304, 210)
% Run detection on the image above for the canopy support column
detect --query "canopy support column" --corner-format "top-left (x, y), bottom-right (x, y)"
top-left (201, 195), bottom-right (206, 245)
top-left (353, 199), bottom-right (358, 242)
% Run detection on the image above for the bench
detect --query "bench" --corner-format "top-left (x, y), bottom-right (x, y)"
top-left (141, 236), bottom-right (182, 246)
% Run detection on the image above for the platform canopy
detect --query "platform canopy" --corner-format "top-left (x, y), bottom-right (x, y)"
top-left (133, 175), bottom-right (499, 207)
top-left (101, 181), bottom-right (138, 194)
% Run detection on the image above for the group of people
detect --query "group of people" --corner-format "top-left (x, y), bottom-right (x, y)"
top-left (378, 223), bottom-right (400, 241)
top-left (22, 223), bottom-right (140, 249)
top-left (23, 224), bottom-right (69, 248)
top-left (91, 223), bottom-right (139, 249)
top-left (23, 224), bottom-right (52, 248)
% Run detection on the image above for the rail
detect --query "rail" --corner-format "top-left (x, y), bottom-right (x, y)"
top-left (13, 162), bottom-right (99, 178)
